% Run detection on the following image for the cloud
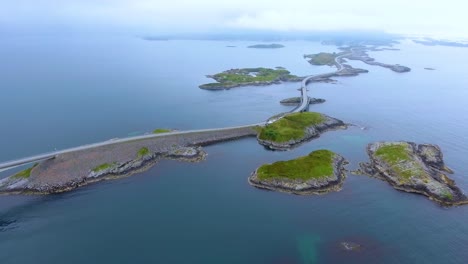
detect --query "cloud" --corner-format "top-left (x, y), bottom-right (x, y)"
top-left (227, 10), bottom-right (379, 31)
top-left (0, 0), bottom-right (467, 38)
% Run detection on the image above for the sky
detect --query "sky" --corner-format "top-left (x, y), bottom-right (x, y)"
top-left (0, 0), bottom-right (467, 38)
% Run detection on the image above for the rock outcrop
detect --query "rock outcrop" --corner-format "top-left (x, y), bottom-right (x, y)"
top-left (359, 142), bottom-right (467, 206)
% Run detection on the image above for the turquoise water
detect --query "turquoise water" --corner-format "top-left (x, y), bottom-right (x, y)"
top-left (1, 37), bottom-right (468, 263)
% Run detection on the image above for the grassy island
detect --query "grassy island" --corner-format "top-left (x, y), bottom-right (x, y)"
top-left (257, 150), bottom-right (335, 181)
top-left (258, 112), bottom-right (325, 143)
top-left (248, 44), bottom-right (285, 49)
top-left (199, 67), bottom-right (301, 89)
top-left (304, 52), bottom-right (339, 66)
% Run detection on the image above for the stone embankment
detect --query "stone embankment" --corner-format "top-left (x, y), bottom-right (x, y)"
top-left (0, 127), bottom-right (257, 194)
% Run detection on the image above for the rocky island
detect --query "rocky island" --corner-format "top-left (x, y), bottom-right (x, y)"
top-left (249, 150), bottom-right (348, 195)
top-left (256, 112), bottom-right (346, 150)
top-left (304, 52), bottom-right (339, 66)
top-left (358, 141), bottom-right (467, 206)
top-left (199, 67), bottom-right (302, 90)
top-left (247, 44), bottom-right (285, 49)
top-left (280, 97), bottom-right (325, 105)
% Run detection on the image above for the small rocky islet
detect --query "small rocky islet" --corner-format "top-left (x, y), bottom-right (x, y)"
top-left (249, 150), bottom-right (348, 195)
top-left (358, 141), bottom-right (467, 206)
top-left (280, 97), bottom-right (326, 105)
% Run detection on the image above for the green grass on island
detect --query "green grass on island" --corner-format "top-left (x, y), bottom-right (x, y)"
top-left (137, 147), bottom-right (150, 157)
top-left (257, 150), bottom-right (335, 181)
top-left (258, 112), bottom-right (325, 143)
top-left (375, 143), bottom-right (426, 180)
top-left (153, 128), bottom-right (171, 134)
top-left (200, 67), bottom-right (299, 88)
top-left (304, 52), bottom-right (338, 66)
top-left (12, 163), bottom-right (38, 179)
top-left (92, 163), bottom-right (114, 173)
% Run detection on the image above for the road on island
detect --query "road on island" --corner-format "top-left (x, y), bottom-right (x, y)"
top-left (289, 52), bottom-right (348, 114)
top-left (0, 53), bottom-right (348, 172)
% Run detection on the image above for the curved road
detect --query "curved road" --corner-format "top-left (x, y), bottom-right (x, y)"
top-left (290, 52), bottom-right (348, 114)
top-left (0, 54), bottom-right (348, 172)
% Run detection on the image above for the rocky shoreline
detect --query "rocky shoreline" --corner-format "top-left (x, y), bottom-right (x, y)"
top-left (248, 153), bottom-right (348, 195)
top-left (258, 115), bottom-right (347, 151)
top-left (0, 127), bottom-right (257, 195)
top-left (358, 142), bottom-right (467, 206)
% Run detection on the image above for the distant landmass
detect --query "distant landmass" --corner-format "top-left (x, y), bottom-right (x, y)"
top-left (142, 36), bottom-right (169, 41)
top-left (248, 44), bottom-right (285, 49)
top-left (321, 39), bottom-right (398, 47)
top-left (413, 39), bottom-right (468, 48)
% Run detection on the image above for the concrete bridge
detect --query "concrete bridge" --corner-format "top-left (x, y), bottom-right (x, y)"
top-left (0, 53), bottom-right (348, 172)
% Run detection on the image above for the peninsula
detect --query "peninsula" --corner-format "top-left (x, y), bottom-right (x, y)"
top-left (358, 142), bottom-right (467, 206)
top-left (249, 150), bottom-right (348, 195)
top-left (199, 67), bottom-right (302, 90)
top-left (256, 112), bottom-right (346, 150)
top-left (305, 46), bottom-right (411, 73)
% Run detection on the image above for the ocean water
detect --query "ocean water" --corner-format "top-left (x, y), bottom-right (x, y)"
top-left (1, 36), bottom-right (468, 263)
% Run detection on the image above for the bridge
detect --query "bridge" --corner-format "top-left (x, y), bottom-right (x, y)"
top-left (0, 54), bottom-right (348, 172)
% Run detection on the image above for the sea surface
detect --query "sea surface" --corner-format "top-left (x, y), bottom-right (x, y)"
top-left (1, 36), bottom-right (468, 263)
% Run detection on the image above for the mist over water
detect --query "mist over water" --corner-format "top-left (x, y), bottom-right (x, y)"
top-left (1, 36), bottom-right (468, 263)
